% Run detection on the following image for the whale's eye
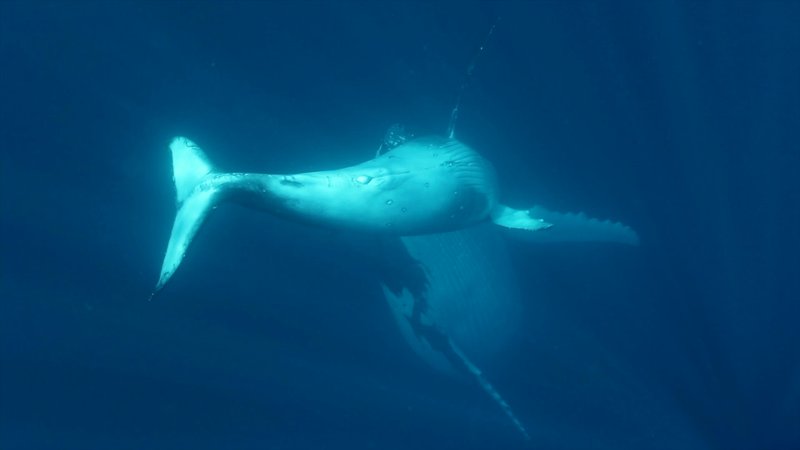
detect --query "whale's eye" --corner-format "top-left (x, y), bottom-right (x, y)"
top-left (354, 175), bottom-right (372, 185)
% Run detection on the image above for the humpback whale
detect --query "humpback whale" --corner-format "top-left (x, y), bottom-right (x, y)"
top-left (150, 19), bottom-right (641, 440)
top-left (153, 129), bottom-right (638, 440)
top-left (155, 135), bottom-right (553, 294)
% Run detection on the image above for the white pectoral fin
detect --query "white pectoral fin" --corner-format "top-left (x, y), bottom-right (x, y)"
top-left (490, 204), bottom-right (553, 231)
top-left (504, 204), bottom-right (640, 246)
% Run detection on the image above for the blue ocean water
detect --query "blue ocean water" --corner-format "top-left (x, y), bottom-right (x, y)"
top-left (1, 2), bottom-right (798, 449)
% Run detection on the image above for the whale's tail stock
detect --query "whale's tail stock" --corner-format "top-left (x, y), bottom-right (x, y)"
top-left (151, 137), bottom-right (222, 298)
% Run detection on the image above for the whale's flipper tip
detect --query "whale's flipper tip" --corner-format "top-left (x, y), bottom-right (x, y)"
top-left (490, 205), bottom-right (553, 231)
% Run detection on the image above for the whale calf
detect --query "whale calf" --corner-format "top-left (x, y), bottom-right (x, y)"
top-left (155, 135), bottom-right (552, 294)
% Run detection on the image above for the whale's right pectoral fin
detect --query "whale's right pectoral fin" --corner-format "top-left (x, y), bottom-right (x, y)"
top-left (490, 204), bottom-right (553, 231)
top-left (503, 205), bottom-right (640, 246)
top-left (152, 137), bottom-right (220, 297)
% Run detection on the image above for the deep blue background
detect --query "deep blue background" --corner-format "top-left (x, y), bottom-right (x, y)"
top-left (2, 2), bottom-right (799, 449)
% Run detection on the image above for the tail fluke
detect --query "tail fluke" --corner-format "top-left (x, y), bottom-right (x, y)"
top-left (172, 136), bottom-right (215, 203)
top-left (153, 137), bottom-right (220, 297)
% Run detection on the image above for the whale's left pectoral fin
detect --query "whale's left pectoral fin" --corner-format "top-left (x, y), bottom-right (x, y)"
top-left (490, 204), bottom-right (553, 231)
